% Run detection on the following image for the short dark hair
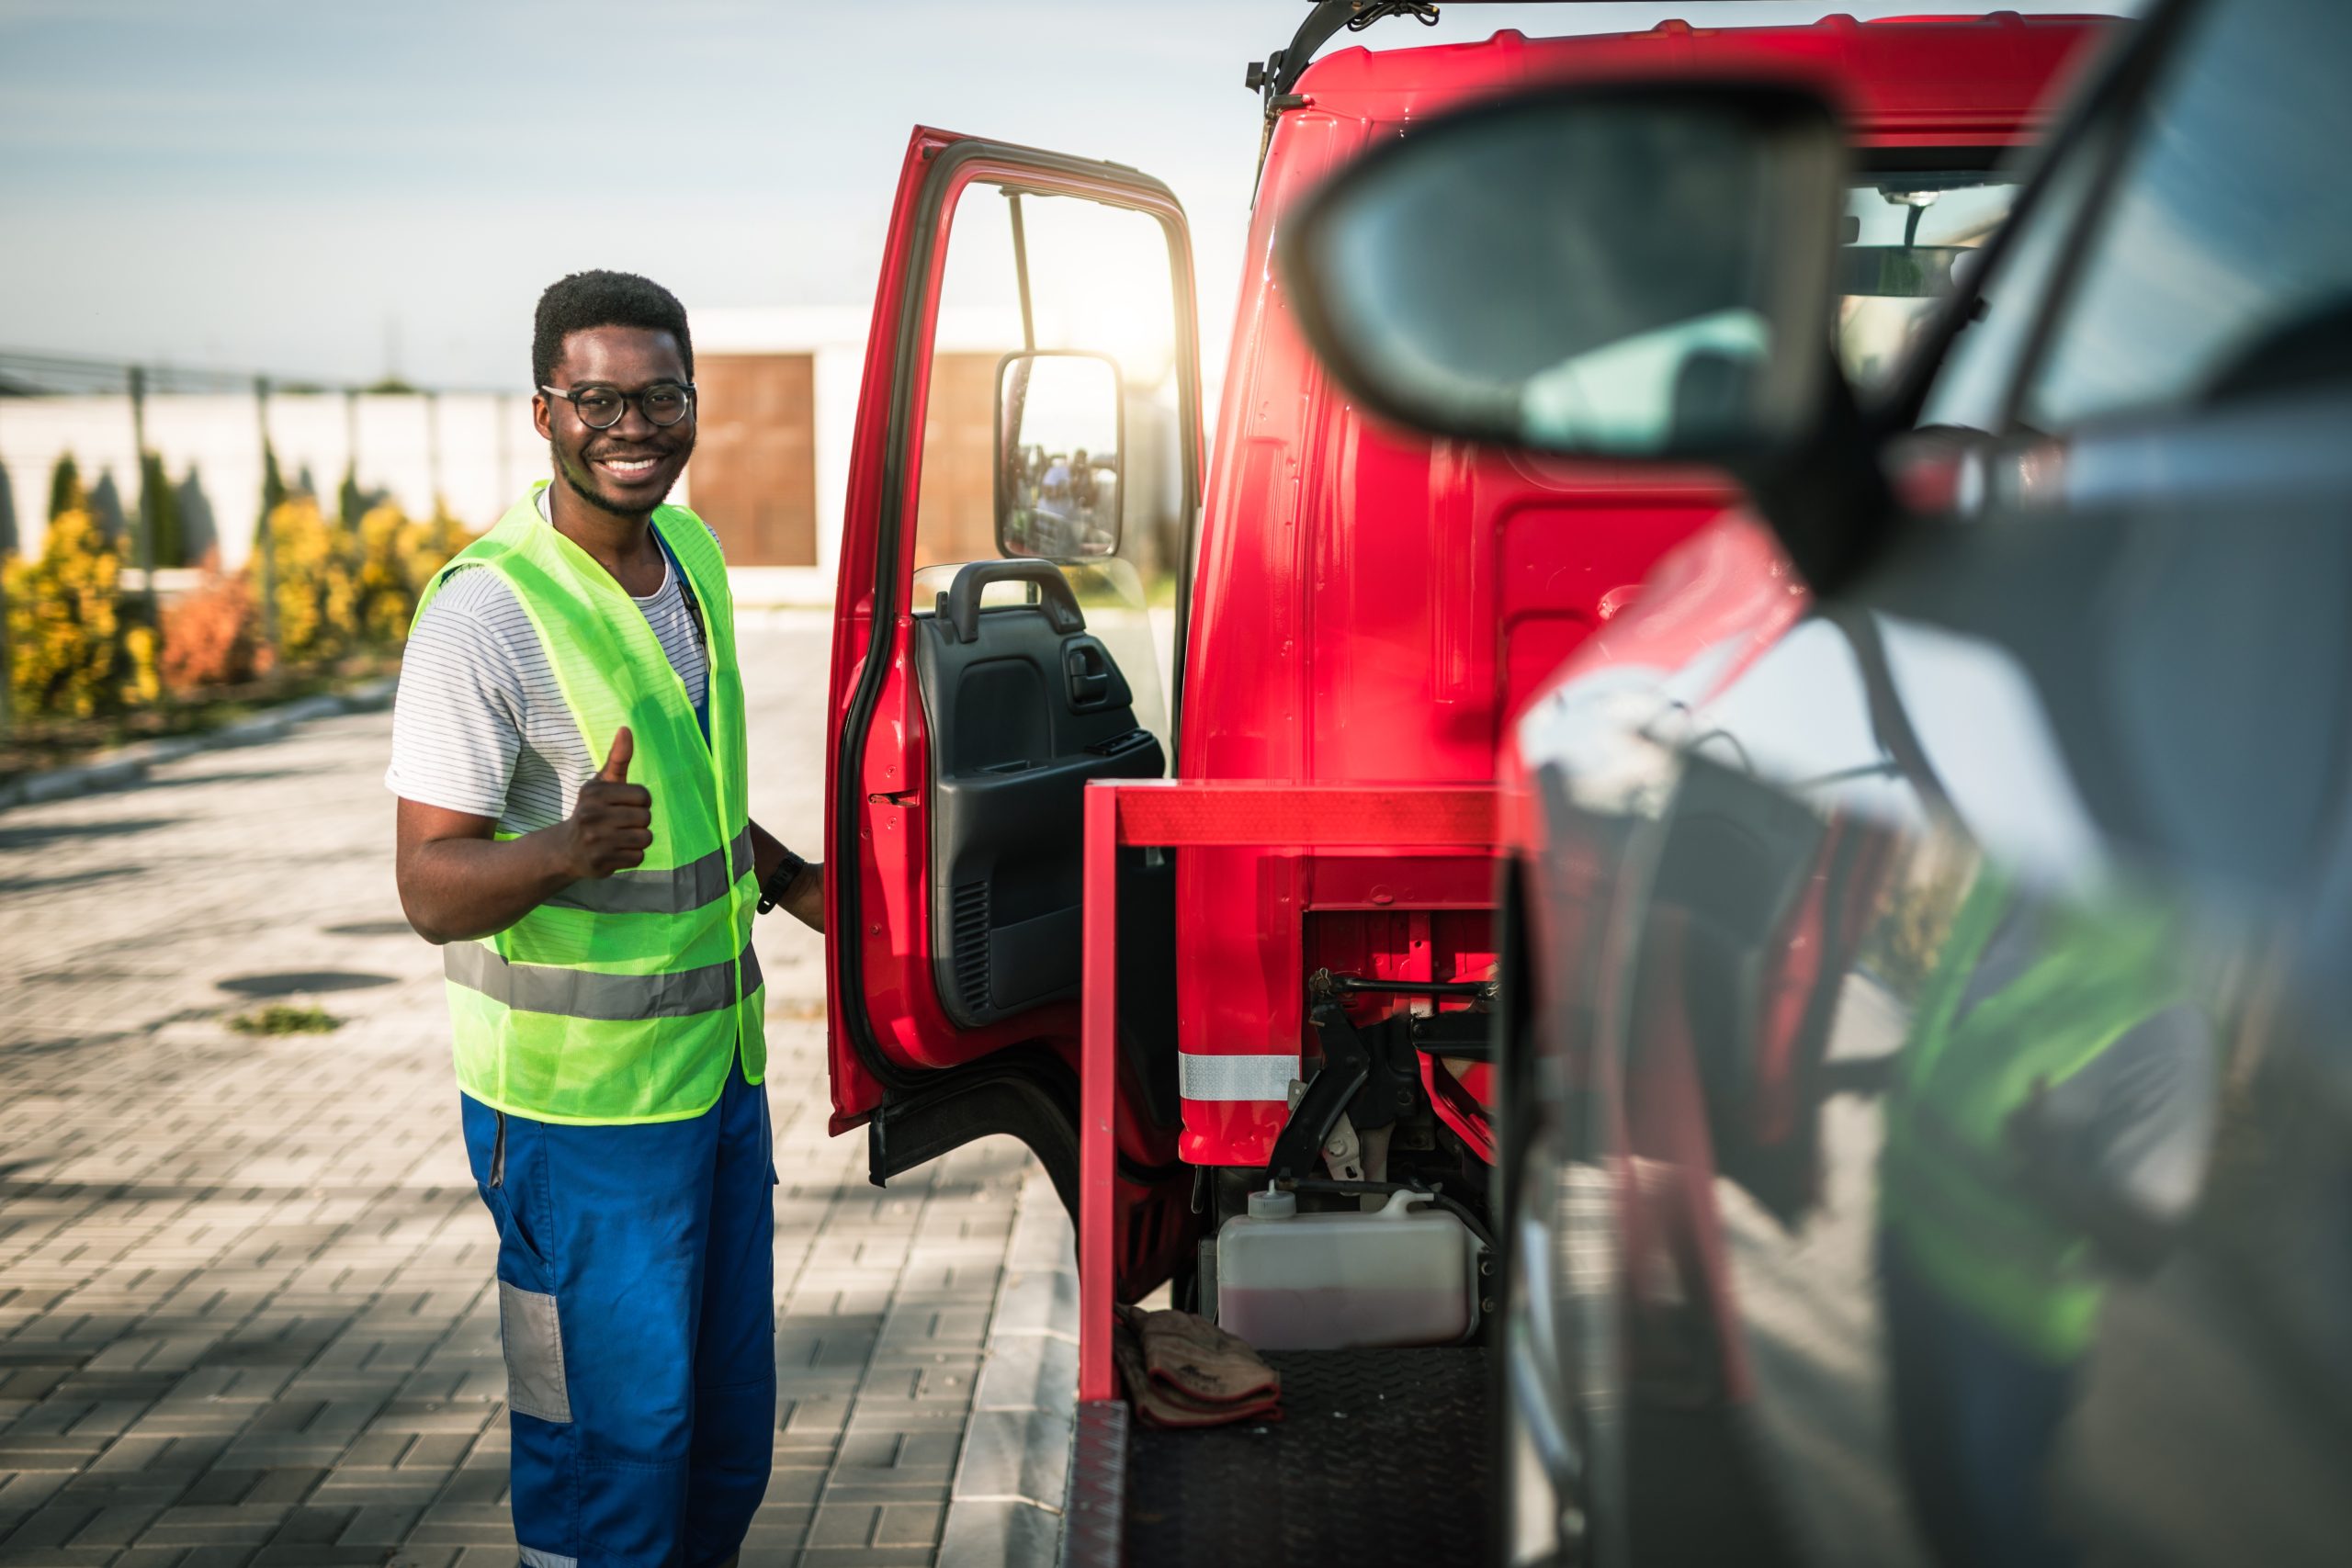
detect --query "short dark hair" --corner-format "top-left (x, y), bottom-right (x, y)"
top-left (531, 270), bottom-right (694, 388)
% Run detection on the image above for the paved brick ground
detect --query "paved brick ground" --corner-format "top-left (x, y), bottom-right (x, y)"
top-left (0, 615), bottom-right (1044, 1567)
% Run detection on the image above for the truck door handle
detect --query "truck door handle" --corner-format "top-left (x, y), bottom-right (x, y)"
top-left (1066, 644), bottom-right (1112, 708)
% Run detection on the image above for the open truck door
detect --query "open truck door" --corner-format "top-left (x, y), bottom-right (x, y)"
top-left (823, 128), bottom-right (1204, 1299)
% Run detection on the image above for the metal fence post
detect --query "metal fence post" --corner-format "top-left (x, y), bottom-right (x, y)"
top-left (254, 375), bottom-right (280, 665)
top-left (130, 364), bottom-right (157, 627)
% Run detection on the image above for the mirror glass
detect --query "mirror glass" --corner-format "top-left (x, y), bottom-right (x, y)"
top-left (996, 350), bottom-right (1122, 559)
top-left (1286, 87), bottom-right (1843, 460)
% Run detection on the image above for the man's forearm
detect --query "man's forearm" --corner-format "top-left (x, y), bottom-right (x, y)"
top-left (401, 828), bottom-right (581, 944)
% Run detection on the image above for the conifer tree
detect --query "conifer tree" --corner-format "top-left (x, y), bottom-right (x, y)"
top-left (47, 453), bottom-right (85, 521)
top-left (141, 451), bottom-right (183, 569)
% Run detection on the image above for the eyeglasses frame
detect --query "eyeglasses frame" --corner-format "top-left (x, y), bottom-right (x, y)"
top-left (537, 380), bottom-right (698, 430)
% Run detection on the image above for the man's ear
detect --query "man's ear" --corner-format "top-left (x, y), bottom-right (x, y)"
top-left (531, 392), bottom-right (554, 442)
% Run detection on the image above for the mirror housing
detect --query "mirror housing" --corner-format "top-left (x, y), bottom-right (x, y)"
top-left (1282, 77), bottom-right (1896, 592)
top-left (995, 350), bottom-right (1124, 560)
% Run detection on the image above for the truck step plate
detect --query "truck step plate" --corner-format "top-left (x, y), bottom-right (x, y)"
top-left (1124, 1348), bottom-right (1490, 1567)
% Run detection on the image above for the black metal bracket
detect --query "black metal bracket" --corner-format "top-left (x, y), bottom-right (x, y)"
top-left (1265, 999), bottom-right (1375, 1179)
top-left (1407, 1009), bottom-right (1494, 1062)
top-left (1308, 966), bottom-right (1498, 1003)
top-left (1267, 949), bottom-right (1509, 1178)
top-left (1247, 2), bottom-right (1440, 111)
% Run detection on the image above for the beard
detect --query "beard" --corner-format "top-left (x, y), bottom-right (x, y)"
top-left (556, 445), bottom-right (679, 517)
top-left (560, 458), bottom-right (639, 517)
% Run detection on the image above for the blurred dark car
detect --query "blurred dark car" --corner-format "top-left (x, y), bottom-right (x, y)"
top-left (1280, 0), bottom-right (2352, 1562)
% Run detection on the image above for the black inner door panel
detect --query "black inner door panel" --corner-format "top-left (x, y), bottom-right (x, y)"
top-left (916, 560), bottom-right (1165, 1030)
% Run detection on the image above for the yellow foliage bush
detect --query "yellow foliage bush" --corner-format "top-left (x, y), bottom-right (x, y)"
top-left (253, 495), bottom-right (356, 667)
top-left (7, 489), bottom-right (473, 719)
top-left (356, 502), bottom-right (470, 645)
top-left (6, 507), bottom-right (157, 719)
top-left (1860, 854), bottom-right (1975, 1001)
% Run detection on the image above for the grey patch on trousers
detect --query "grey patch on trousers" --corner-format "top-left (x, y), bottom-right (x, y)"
top-left (499, 1279), bottom-right (572, 1423)
top-left (518, 1546), bottom-right (579, 1568)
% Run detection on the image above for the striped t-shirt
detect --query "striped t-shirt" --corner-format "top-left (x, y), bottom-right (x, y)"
top-left (385, 487), bottom-right (715, 835)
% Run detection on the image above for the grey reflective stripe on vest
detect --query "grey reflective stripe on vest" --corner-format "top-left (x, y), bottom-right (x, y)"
top-left (539, 828), bottom-right (754, 916)
top-left (446, 938), bottom-right (763, 1021)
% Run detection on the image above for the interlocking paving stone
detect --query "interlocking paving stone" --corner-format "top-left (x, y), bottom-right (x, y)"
top-left (0, 619), bottom-right (1060, 1565)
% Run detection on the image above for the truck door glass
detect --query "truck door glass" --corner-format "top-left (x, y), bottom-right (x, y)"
top-left (911, 182), bottom-right (1184, 747)
top-left (1838, 169), bottom-right (2021, 390)
top-left (1914, 125), bottom-right (2116, 435)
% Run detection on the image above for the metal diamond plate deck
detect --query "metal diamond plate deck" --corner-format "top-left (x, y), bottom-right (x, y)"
top-left (1123, 1348), bottom-right (1491, 1568)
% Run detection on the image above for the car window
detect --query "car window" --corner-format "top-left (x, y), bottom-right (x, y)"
top-left (2020, 0), bottom-right (2352, 429)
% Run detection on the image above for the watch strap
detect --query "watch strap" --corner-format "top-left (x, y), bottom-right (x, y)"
top-left (758, 850), bottom-right (810, 915)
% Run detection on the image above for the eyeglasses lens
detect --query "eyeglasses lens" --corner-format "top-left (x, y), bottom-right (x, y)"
top-left (574, 391), bottom-right (626, 428)
top-left (643, 389), bottom-right (689, 426)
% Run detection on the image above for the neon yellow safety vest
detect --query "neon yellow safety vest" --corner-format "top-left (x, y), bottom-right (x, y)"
top-left (1878, 871), bottom-right (2182, 1364)
top-left (410, 485), bottom-right (764, 1124)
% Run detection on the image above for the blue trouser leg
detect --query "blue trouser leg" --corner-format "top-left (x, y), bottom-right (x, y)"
top-left (461, 1061), bottom-right (775, 1568)
top-left (685, 1063), bottom-right (780, 1562)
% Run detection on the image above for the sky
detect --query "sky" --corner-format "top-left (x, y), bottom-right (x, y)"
top-left (0, 0), bottom-right (2124, 396)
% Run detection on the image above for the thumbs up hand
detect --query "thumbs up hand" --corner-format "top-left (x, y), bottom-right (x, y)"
top-left (563, 727), bottom-right (654, 878)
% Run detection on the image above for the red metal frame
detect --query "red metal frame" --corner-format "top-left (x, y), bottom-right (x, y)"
top-left (1078, 780), bottom-right (1499, 1402)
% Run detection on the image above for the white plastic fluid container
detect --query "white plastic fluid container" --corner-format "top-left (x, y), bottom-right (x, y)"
top-left (1214, 1189), bottom-right (1483, 1351)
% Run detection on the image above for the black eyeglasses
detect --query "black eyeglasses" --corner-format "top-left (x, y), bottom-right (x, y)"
top-left (540, 381), bottom-right (696, 430)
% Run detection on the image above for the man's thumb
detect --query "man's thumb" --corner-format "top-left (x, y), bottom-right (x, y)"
top-left (598, 726), bottom-right (634, 784)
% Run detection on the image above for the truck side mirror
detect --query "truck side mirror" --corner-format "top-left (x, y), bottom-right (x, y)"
top-left (1282, 78), bottom-right (1847, 464)
top-left (996, 349), bottom-right (1125, 561)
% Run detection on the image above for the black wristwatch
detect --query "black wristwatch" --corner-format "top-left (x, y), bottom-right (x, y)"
top-left (757, 850), bottom-right (811, 915)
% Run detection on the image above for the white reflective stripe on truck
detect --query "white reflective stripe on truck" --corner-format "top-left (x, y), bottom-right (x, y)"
top-left (1177, 1052), bottom-right (1300, 1101)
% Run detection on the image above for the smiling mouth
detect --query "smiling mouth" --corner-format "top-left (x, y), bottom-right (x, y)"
top-left (593, 455), bottom-right (665, 480)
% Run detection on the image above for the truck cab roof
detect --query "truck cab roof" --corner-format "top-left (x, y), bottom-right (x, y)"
top-left (1287, 12), bottom-right (2113, 150)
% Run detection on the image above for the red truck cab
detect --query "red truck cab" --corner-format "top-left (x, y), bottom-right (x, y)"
top-left (820, 15), bottom-right (2103, 1529)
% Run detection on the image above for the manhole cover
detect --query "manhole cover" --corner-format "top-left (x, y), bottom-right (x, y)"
top-left (324, 920), bottom-right (416, 938)
top-left (218, 971), bottom-right (396, 998)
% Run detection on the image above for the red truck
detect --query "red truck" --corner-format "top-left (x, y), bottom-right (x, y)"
top-left (818, 7), bottom-right (2103, 1561)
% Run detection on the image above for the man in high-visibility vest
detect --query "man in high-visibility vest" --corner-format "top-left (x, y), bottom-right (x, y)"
top-left (1877, 870), bottom-right (2218, 1568)
top-left (389, 270), bottom-right (820, 1568)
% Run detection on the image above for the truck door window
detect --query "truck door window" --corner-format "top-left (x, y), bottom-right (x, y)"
top-left (1838, 166), bottom-right (2021, 391)
top-left (912, 186), bottom-right (1184, 574)
top-left (2020, 0), bottom-right (2352, 430)
top-left (910, 182), bottom-right (1185, 748)
top-left (1913, 126), bottom-right (2115, 436)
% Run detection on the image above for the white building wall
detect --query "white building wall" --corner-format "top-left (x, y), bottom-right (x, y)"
top-left (0, 391), bottom-right (540, 569)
